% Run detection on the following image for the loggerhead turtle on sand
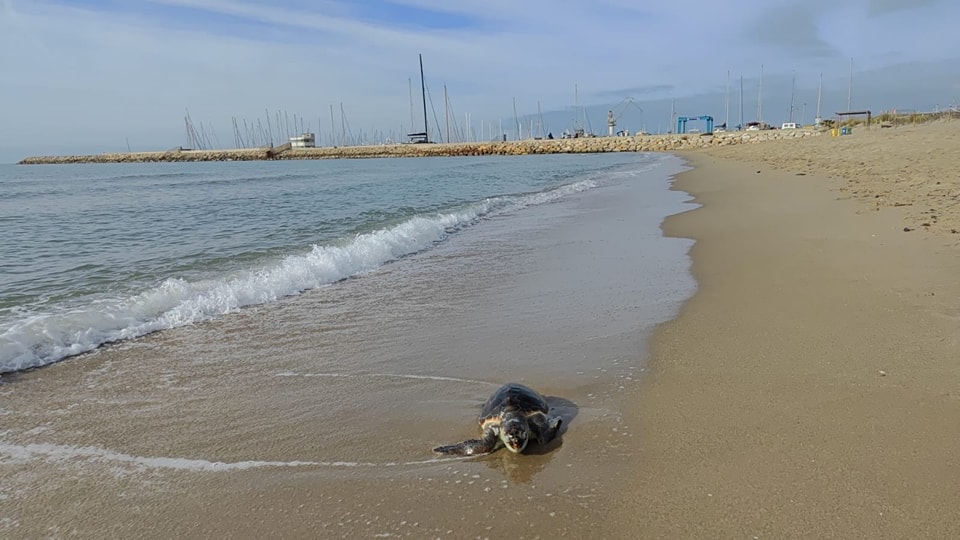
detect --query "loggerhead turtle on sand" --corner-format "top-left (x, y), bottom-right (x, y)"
top-left (433, 382), bottom-right (562, 456)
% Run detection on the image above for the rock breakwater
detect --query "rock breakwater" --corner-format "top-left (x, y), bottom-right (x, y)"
top-left (19, 129), bottom-right (823, 164)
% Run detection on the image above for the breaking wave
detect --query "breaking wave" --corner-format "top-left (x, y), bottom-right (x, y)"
top-left (0, 178), bottom-right (598, 374)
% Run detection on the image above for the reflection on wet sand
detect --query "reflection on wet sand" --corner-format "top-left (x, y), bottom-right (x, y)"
top-left (440, 394), bottom-right (579, 484)
top-left (1, 158), bottom-right (693, 537)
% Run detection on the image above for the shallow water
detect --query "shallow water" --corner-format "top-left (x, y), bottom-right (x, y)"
top-left (1, 153), bottom-right (696, 537)
top-left (1, 155), bottom-right (653, 373)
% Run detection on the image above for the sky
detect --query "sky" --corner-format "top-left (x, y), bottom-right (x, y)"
top-left (2, 0), bottom-right (959, 162)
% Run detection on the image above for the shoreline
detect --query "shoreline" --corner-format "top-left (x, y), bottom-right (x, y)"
top-left (4, 121), bottom-right (959, 536)
top-left (0, 154), bottom-right (690, 537)
top-left (17, 129), bottom-right (820, 164)
top-left (618, 122), bottom-right (960, 536)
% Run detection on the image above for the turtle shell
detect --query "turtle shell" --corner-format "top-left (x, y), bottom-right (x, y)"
top-left (478, 383), bottom-right (549, 427)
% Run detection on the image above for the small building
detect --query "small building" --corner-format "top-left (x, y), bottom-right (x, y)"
top-left (290, 132), bottom-right (316, 148)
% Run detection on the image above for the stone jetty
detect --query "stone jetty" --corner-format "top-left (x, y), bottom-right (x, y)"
top-left (18, 129), bottom-right (824, 165)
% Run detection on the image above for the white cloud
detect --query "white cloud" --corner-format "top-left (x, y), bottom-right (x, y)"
top-left (1, 0), bottom-right (958, 161)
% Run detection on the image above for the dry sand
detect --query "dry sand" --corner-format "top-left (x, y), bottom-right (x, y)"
top-left (705, 121), bottom-right (960, 238)
top-left (4, 122), bottom-right (959, 538)
top-left (620, 120), bottom-right (960, 537)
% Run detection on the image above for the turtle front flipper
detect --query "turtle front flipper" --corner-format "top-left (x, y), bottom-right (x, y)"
top-left (433, 430), bottom-right (499, 456)
top-left (544, 416), bottom-right (562, 443)
top-left (530, 414), bottom-right (562, 446)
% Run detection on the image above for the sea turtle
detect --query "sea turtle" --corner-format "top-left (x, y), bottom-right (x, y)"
top-left (433, 383), bottom-right (562, 456)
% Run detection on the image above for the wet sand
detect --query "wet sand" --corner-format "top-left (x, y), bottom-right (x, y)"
top-left (0, 159), bottom-right (694, 537)
top-left (6, 121), bottom-right (960, 537)
top-left (621, 121), bottom-right (960, 537)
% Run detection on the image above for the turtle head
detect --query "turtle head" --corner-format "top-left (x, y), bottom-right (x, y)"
top-left (500, 416), bottom-right (530, 453)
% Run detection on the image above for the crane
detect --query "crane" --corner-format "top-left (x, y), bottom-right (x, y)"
top-left (608, 97), bottom-right (645, 136)
top-left (677, 115), bottom-right (714, 134)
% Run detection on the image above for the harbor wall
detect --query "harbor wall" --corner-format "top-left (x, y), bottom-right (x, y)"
top-left (18, 129), bottom-right (824, 164)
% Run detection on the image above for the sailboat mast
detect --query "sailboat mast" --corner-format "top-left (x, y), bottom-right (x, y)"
top-left (725, 69), bottom-right (730, 128)
top-left (739, 76), bottom-right (744, 130)
top-left (444, 84), bottom-right (449, 144)
top-left (847, 57), bottom-right (853, 111)
top-left (574, 84), bottom-right (580, 131)
top-left (671, 99), bottom-right (676, 133)
top-left (513, 97), bottom-right (520, 140)
top-left (329, 105), bottom-right (336, 146)
top-left (815, 73), bottom-right (823, 125)
top-left (340, 102), bottom-right (347, 146)
top-left (789, 72), bottom-right (796, 123)
top-left (537, 100), bottom-right (544, 139)
top-left (419, 53), bottom-right (429, 143)
top-left (757, 64), bottom-right (764, 124)
top-left (265, 108), bottom-right (273, 146)
top-left (408, 78), bottom-right (415, 135)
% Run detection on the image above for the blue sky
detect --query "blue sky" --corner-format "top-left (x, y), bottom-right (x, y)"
top-left (2, 0), bottom-right (959, 161)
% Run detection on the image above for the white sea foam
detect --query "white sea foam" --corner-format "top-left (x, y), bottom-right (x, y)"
top-left (0, 207), bottom-right (481, 373)
top-left (0, 174), bottom-right (604, 375)
top-left (0, 442), bottom-right (460, 471)
top-left (274, 371), bottom-right (498, 385)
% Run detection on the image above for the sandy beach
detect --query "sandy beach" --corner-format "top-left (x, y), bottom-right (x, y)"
top-left (1, 155), bottom-right (694, 538)
top-left (622, 120), bottom-right (960, 537)
top-left (3, 121), bottom-right (959, 538)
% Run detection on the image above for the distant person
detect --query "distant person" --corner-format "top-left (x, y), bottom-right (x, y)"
top-left (547, 132), bottom-right (554, 139)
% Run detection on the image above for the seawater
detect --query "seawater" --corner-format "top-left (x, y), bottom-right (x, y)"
top-left (0, 153), bottom-right (691, 374)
